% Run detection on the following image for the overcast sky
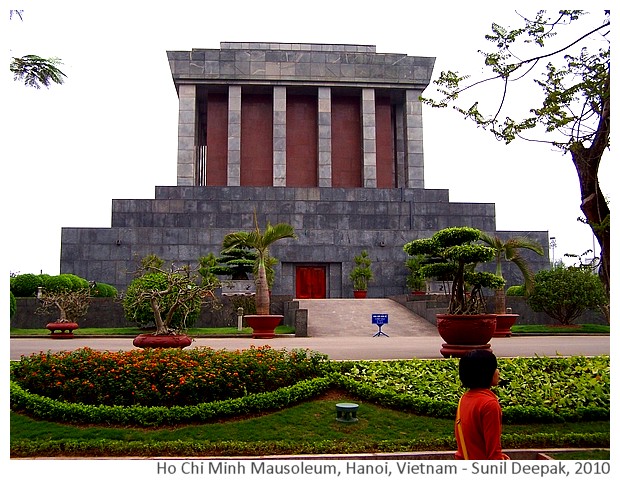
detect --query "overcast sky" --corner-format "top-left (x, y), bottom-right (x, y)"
top-left (3, 2), bottom-right (612, 279)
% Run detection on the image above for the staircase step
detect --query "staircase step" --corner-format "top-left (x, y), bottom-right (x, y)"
top-left (296, 298), bottom-right (437, 337)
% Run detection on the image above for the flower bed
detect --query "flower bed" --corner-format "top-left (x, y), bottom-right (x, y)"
top-left (10, 346), bottom-right (329, 407)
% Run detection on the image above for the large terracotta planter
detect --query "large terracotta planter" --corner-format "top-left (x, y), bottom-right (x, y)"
top-left (133, 333), bottom-right (192, 349)
top-left (245, 314), bottom-right (282, 339)
top-left (46, 322), bottom-right (79, 339)
top-left (436, 314), bottom-right (497, 358)
top-left (493, 313), bottom-right (519, 337)
top-left (353, 290), bottom-right (367, 298)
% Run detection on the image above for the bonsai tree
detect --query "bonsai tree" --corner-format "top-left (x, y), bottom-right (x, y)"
top-left (222, 214), bottom-right (297, 315)
top-left (34, 273), bottom-right (93, 323)
top-left (405, 254), bottom-right (426, 293)
top-left (479, 233), bottom-right (543, 313)
top-left (527, 265), bottom-right (608, 325)
top-left (349, 250), bottom-right (374, 292)
top-left (403, 227), bottom-right (505, 315)
top-left (212, 245), bottom-right (257, 280)
top-left (123, 259), bottom-right (219, 335)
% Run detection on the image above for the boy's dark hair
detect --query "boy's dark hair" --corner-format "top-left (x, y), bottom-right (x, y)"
top-left (459, 349), bottom-right (497, 389)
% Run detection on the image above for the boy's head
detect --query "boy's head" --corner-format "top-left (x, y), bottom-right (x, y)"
top-left (459, 349), bottom-right (498, 389)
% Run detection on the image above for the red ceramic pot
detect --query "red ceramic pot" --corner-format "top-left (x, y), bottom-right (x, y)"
top-left (436, 313), bottom-right (497, 358)
top-left (133, 333), bottom-right (192, 349)
top-left (245, 314), bottom-right (283, 339)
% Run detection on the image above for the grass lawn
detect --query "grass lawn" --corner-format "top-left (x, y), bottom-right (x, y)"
top-left (11, 395), bottom-right (608, 457)
top-left (511, 324), bottom-right (609, 334)
top-left (10, 325), bottom-right (296, 336)
top-left (11, 324), bottom-right (607, 336)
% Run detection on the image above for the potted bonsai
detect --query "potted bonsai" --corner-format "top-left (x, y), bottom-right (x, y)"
top-left (405, 254), bottom-right (426, 295)
top-left (222, 213), bottom-right (297, 338)
top-left (479, 232), bottom-right (543, 336)
top-left (349, 250), bottom-right (374, 298)
top-left (403, 226), bottom-right (505, 357)
top-left (34, 273), bottom-right (92, 338)
top-left (124, 256), bottom-right (219, 348)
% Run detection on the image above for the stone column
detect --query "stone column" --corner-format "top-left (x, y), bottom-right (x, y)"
top-left (394, 103), bottom-right (406, 188)
top-left (227, 85), bottom-right (242, 186)
top-left (404, 89), bottom-right (425, 188)
top-left (273, 86), bottom-right (287, 187)
top-left (318, 87), bottom-right (332, 187)
top-left (177, 84), bottom-right (197, 186)
top-left (361, 88), bottom-right (377, 188)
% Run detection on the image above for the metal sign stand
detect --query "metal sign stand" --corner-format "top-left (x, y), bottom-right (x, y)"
top-left (371, 313), bottom-right (389, 337)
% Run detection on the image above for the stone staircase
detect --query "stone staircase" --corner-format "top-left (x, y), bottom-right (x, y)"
top-left (295, 298), bottom-right (437, 337)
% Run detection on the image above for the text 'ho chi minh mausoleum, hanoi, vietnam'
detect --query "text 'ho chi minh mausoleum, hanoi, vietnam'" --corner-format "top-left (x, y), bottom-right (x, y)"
top-left (60, 42), bottom-right (549, 297)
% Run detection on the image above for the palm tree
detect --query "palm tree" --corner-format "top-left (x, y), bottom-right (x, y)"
top-left (480, 233), bottom-right (544, 313)
top-left (222, 214), bottom-right (297, 315)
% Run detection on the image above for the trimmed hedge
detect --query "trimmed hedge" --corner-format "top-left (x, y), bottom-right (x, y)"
top-left (10, 432), bottom-right (609, 458)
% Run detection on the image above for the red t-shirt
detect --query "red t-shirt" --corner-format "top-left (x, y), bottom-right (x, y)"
top-left (455, 388), bottom-right (506, 460)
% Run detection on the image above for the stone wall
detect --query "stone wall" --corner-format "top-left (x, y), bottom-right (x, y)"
top-left (60, 186), bottom-right (548, 296)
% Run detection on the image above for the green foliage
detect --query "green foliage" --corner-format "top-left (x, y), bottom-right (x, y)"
top-left (404, 227), bottom-right (504, 314)
top-left (10, 273), bottom-right (43, 297)
top-left (10, 54), bottom-right (67, 88)
top-left (527, 266), bottom-right (608, 325)
top-left (42, 275), bottom-right (74, 292)
top-left (11, 352), bottom-right (608, 430)
top-left (223, 217), bottom-right (297, 315)
top-left (405, 255), bottom-right (426, 291)
top-left (337, 355), bottom-right (609, 423)
top-left (10, 291), bottom-right (17, 319)
top-left (349, 250), bottom-right (374, 291)
top-left (506, 284), bottom-right (526, 296)
top-left (198, 253), bottom-right (220, 286)
top-left (212, 246), bottom-right (257, 280)
top-left (122, 272), bottom-right (201, 329)
top-left (90, 282), bottom-right (118, 298)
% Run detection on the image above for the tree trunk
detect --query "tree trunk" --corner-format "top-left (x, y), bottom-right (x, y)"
top-left (569, 75), bottom-right (610, 302)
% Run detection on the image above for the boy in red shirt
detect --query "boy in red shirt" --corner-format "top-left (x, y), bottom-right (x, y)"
top-left (455, 349), bottom-right (510, 460)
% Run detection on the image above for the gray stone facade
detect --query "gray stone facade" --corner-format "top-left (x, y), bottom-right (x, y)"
top-left (60, 186), bottom-right (549, 294)
top-left (59, 42), bottom-right (549, 295)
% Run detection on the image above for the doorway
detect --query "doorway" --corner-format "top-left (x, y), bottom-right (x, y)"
top-left (295, 266), bottom-right (327, 299)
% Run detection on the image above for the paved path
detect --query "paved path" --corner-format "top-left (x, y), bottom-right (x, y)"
top-left (10, 334), bottom-right (609, 361)
top-left (297, 298), bottom-right (437, 337)
top-left (9, 299), bottom-right (609, 360)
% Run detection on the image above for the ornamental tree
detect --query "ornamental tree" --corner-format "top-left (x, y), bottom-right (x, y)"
top-left (123, 261), bottom-right (219, 335)
top-left (527, 265), bottom-right (608, 325)
top-left (404, 227), bottom-right (505, 315)
top-left (222, 214), bottom-right (297, 315)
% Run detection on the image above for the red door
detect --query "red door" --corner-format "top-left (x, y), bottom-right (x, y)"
top-left (296, 266), bottom-right (326, 299)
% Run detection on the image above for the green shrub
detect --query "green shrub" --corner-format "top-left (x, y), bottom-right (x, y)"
top-left (527, 266), bottom-right (608, 325)
top-left (91, 282), bottom-right (118, 298)
top-left (10, 291), bottom-right (17, 319)
top-left (42, 274), bottom-right (74, 292)
top-left (60, 273), bottom-right (90, 290)
top-left (10, 273), bottom-right (43, 297)
top-left (123, 272), bottom-right (201, 329)
top-left (506, 285), bottom-right (525, 296)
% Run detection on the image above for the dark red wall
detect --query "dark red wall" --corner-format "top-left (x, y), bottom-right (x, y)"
top-left (376, 98), bottom-right (395, 188)
top-left (206, 93), bottom-right (228, 186)
top-left (286, 95), bottom-right (318, 187)
top-left (331, 95), bottom-right (361, 188)
top-left (241, 94), bottom-right (273, 186)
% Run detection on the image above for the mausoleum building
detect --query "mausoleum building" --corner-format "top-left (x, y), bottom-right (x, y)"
top-left (60, 42), bottom-right (549, 297)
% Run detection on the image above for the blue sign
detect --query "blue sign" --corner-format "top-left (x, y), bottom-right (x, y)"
top-left (372, 314), bottom-right (389, 325)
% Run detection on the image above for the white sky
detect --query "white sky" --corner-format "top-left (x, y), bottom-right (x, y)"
top-left (3, 2), bottom-right (613, 278)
